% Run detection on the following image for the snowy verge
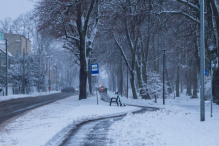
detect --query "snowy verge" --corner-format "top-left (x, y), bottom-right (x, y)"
top-left (0, 94), bottom-right (140, 146)
top-left (0, 91), bottom-right (61, 102)
top-left (107, 92), bottom-right (219, 146)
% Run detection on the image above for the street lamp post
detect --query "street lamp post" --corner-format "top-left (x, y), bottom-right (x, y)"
top-left (5, 39), bottom-right (8, 96)
top-left (162, 49), bottom-right (166, 105)
top-left (23, 48), bottom-right (25, 94)
top-left (127, 65), bottom-right (128, 99)
top-left (200, 0), bottom-right (205, 121)
top-left (56, 65), bottom-right (58, 91)
top-left (49, 58), bottom-right (51, 92)
top-left (211, 61), bottom-right (213, 117)
top-left (4, 39), bottom-right (21, 96)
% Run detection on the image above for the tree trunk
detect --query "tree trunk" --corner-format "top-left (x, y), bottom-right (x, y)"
top-left (165, 66), bottom-right (172, 94)
top-left (120, 58), bottom-right (123, 96)
top-left (191, 36), bottom-right (199, 99)
top-left (186, 61), bottom-right (192, 95)
top-left (88, 59), bottom-right (92, 94)
top-left (210, 0), bottom-right (219, 54)
top-left (176, 65), bottom-right (180, 97)
top-left (181, 73), bottom-right (183, 93)
top-left (113, 70), bottom-right (116, 92)
top-left (79, 32), bottom-right (87, 100)
top-left (187, 79), bottom-right (192, 95)
top-left (192, 70), bottom-right (198, 98)
top-left (131, 58), bottom-right (138, 99)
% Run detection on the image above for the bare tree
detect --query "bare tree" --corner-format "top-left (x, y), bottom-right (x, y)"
top-left (0, 17), bottom-right (12, 33)
top-left (34, 0), bottom-right (99, 100)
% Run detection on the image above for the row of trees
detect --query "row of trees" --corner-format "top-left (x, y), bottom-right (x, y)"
top-left (0, 12), bottom-right (79, 94)
top-left (33, 0), bottom-right (219, 100)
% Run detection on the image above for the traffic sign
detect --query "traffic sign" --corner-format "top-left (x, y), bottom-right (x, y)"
top-left (204, 69), bottom-right (207, 76)
top-left (91, 63), bottom-right (99, 76)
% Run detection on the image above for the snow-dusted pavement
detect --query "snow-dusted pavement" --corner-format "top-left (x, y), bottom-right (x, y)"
top-left (0, 91), bottom-right (218, 146)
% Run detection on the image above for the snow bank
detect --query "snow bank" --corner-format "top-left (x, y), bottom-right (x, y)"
top-left (0, 94), bottom-right (139, 146)
top-left (107, 92), bottom-right (219, 146)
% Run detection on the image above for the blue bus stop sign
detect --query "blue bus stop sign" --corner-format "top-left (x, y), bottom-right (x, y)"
top-left (204, 69), bottom-right (207, 76)
top-left (91, 63), bottom-right (99, 76)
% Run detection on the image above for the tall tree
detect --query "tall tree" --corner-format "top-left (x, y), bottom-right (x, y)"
top-left (34, 0), bottom-right (99, 100)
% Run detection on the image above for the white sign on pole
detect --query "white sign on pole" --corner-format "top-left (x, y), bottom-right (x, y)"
top-left (92, 64), bottom-right (98, 71)
top-left (91, 63), bottom-right (99, 76)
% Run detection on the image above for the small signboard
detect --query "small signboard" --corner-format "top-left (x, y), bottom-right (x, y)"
top-left (91, 63), bottom-right (99, 76)
top-left (204, 69), bottom-right (207, 76)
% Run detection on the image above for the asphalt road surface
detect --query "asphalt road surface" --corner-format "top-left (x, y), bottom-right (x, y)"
top-left (60, 93), bottom-right (159, 146)
top-left (0, 92), bottom-right (76, 124)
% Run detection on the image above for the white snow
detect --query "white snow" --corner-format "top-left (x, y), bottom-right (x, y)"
top-left (107, 92), bottom-right (219, 146)
top-left (0, 91), bottom-right (218, 146)
top-left (0, 92), bottom-right (139, 146)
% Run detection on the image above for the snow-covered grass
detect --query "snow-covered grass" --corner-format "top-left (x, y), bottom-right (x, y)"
top-left (0, 91), bottom-right (61, 102)
top-left (0, 91), bottom-right (218, 146)
top-left (107, 92), bottom-right (219, 146)
top-left (0, 93), bottom-right (139, 146)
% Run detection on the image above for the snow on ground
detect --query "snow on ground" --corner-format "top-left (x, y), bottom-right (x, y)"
top-left (0, 91), bottom-right (61, 102)
top-left (107, 92), bottom-right (219, 146)
top-left (0, 93), bottom-right (139, 146)
top-left (0, 91), bottom-right (218, 146)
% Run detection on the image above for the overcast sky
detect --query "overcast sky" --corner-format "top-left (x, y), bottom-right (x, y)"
top-left (0, 0), bottom-right (36, 20)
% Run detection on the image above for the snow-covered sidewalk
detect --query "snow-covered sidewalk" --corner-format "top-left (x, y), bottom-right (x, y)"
top-left (0, 91), bottom-right (218, 146)
top-left (107, 92), bottom-right (219, 146)
top-left (0, 93), bottom-right (139, 146)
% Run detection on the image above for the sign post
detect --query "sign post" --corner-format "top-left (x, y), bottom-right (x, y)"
top-left (91, 63), bottom-right (99, 105)
top-left (211, 62), bottom-right (213, 117)
top-left (204, 69), bottom-right (207, 76)
top-left (91, 63), bottom-right (99, 76)
top-left (200, 0), bottom-right (205, 121)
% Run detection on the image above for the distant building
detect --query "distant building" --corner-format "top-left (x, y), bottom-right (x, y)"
top-left (0, 32), bottom-right (31, 56)
top-left (0, 32), bottom-right (32, 95)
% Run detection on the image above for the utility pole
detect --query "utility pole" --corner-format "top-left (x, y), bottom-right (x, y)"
top-left (211, 61), bottom-right (213, 117)
top-left (162, 49), bottom-right (166, 105)
top-left (200, 0), bottom-right (205, 121)
top-left (49, 59), bottom-right (51, 92)
top-left (56, 65), bottom-right (58, 91)
top-left (127, 65), bottom-right (128, 99)
top-left (89, 57), bottom-right (92, 94)
top-left (23, 48), bottom-right (25, 94)
top-left (38, 51), bottom-right (40, 93)
top-left (121, 56), bottom-right (123, 97)
top-left (5, 39), bottom-right (8, 96)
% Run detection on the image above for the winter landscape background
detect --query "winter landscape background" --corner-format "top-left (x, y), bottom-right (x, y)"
top-left (0, 0), bottom-right (218, 145)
